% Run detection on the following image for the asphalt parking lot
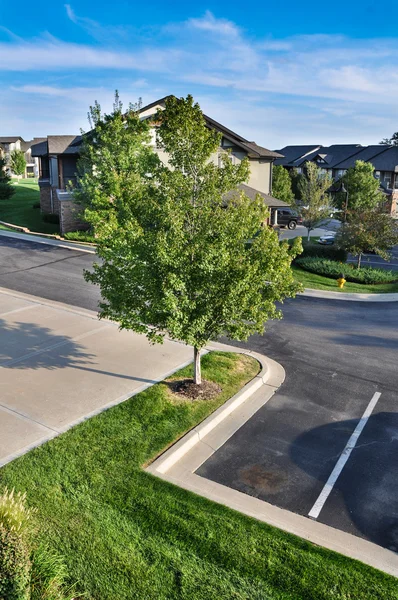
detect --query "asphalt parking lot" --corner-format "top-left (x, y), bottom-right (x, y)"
top-left (197, 297), bottom-right (398, 552)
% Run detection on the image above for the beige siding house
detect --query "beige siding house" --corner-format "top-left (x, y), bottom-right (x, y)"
top-left (0, 136), bottom-right (45, 178)
top-left (32, 96), bottom-right (287, 233)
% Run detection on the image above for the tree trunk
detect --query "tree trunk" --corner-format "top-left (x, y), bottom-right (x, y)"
top-left (194, 347), bottom-right (202, 385)
top-left (307, 229), bottom-right (311, 241)
top-left (357, 253), bottom-right (362, 269)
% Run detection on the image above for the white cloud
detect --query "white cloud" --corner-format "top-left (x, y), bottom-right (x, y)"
top-left (2, 12), bottom-right (398, 145)
top-left (64, 4), bottom-right (77, 24)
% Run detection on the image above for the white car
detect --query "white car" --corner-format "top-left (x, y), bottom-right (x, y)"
top-left (318, 232), bottom-right (336, 245)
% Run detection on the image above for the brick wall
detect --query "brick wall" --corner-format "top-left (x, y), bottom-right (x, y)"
top-left (38, 181), bottom-right (52, 213)
top-left (59, 199), bottom-right (87, 234)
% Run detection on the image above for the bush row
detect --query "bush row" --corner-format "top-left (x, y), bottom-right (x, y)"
top-left (295, 257), bottom-right (398, 284)
top-left (298, 239), bottom-right (347, 262)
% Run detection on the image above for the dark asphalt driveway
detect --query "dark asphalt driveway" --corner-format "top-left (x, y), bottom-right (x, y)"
top-left (0, 237), bottom-right (100, 311)
top-left (1, 235), bottom-right (398, 551)
top-left (197, 298), bottom-right (398, 552)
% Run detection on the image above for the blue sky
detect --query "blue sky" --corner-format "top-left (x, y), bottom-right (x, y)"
top-left (1, 0), bottom-right (398, 148)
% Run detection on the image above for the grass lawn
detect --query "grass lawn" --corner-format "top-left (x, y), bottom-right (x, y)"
top-left (292, 264), bottom-right (398, 293)
top-left (0, 351), bottom-right (397, 599)
top-left (0, 179), bottom-right (59, 234)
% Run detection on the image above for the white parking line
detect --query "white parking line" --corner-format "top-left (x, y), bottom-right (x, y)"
top-left (308, 391), bottom-right (382, 520)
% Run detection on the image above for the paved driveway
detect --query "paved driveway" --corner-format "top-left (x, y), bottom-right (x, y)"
top-left (197, 297), bottom-right (398, 553)
top-left (0, 288), bottom-right (192, 467)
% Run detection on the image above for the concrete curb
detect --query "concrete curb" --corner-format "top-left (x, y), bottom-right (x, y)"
top-left (300, 288), bottom-right (398, 302)
top-left (152, 343), bottom-right (284, 475)
top-left (148, 343), bottom-right (284, 476)
top-left (0, 229), bottom-right (96, 254)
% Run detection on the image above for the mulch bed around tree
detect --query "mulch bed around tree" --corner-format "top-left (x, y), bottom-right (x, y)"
top-left (168, 378), bottom-right (222, 401)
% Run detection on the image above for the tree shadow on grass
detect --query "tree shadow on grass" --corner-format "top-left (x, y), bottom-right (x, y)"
top-left (0, 319), bottom-right (157, 384)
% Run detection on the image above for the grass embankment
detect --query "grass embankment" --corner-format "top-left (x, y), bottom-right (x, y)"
top-left (0, 179), bottom-right (59, 234)
top-left (1, 351), bottom-right (397, 599)
top-left (292, 265), bottom-right (398, 293)
top-left (290, 237), bottom-right (398, 293)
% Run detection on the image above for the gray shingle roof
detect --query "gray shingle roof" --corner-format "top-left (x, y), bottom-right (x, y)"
top-left (366, 146), bottom-right (398, 172)
top-left (47, 135), bottom-right (82, 154)
top-left (31, 140), bottom-right (48, 157)
top-left (224, 183), bottom-right (288, 208)
top-left (0, 136), bottom-right (23, 143)
top-left (273, 145), bottom-right (321, 166)
top-left (293, 144), bottom-right (363, 168)
top-left (332, 145), bottom-right (391, 169)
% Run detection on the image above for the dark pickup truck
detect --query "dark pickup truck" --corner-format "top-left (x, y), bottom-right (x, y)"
top-left (272, 208), bottom-right (303, 230)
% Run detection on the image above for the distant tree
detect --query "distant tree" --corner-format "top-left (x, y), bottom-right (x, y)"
top-left (9, 150), bottom-right (26, 178)
top-left (0, 157), bottom-right (15, 201)
top-left (296, 162), bottom-right (333, 240)
top-left (335, 211), bottom-right (398, 268)
top-left (290, 168), bottom-right (305, 201)
top-left (339, 161), bottom-right (385, 215)
top-left (272, 165), bottom-right (294, 205)
top-left (379, 132), bottom-right (398, 146)
top-left (82, 94), bottom-right (302, 386)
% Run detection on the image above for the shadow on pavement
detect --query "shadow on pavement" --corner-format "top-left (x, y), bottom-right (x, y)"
top-left (290, 412), bottom-right (398, 551)
top-left (0, 319), bottom-right (157, 384)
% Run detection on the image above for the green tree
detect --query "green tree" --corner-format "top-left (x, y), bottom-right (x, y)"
top-left (379, 132), bottom-right (398, 146)
top-left (297, 162), bottom-right (333, 240)
top-left (335, 211), bottom-right (398, 268)
top-left (290, 168), bottom-right (306, 201)
top-left (0, 157), bottom-right (15, 201)
top-left (339, 160), bottom-right (385, 214)
top-left (83, 94), bottom-right (302, 385)
top-left (9, 149), bottom-right (26, 178)
top-left (272, 165), bottom-right (294, 204)
top-left (75, 92), bottom-right (159, 238)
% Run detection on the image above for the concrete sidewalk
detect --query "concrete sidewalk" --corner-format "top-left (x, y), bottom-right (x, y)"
top-left (0, 287), bottom-right (192, 467)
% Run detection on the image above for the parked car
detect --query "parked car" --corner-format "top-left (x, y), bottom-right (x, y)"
top-left (318, 232), bottom-right (336, 245)
top-left (274, 208), bottom-right (303, 230)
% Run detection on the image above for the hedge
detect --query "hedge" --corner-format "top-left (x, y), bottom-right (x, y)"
top-left (295, 257), bottom-right (398, 284)
top-left (299, 239), bottom-right (347, 262)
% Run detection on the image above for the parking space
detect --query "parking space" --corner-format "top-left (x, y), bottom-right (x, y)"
top-left (196, 297), bottom-right (398, 552)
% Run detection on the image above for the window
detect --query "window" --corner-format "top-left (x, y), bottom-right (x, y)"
top-left (383, 173), bottom-right (392, 188)
top-left (375, 171), bottom-right (381, 179)
top-left (296, 167), bottom-right (303, 174)
top-left (336, 169), bottom-right (346, 178)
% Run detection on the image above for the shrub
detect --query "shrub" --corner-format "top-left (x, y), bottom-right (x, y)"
top-left (32, 202), bottom-right (40, 209)
top-left (0, 524), bottom-right (31, 600)
top-left (42, 213), bottom-right (59, 225)
top-left (0, 488), bottom-right (35, 535)
top-left (295, 257), bottom-right (398, 284)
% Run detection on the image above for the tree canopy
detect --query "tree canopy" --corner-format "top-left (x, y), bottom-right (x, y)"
top-left (335, 210), bottom-right (398, 268)
top-left (379, 132), bottom-right (398, 146)
top-left (9, 150), bottom-right (26, 177)
top-left (272, 165), bottom-right (294, 205)
top-left (339, 161), bottom-right (385, 214)
top-left (0, 157), bottom-right (15, 201)
top-left (79, 94), bottom-right (302, 384)
top-left (296, 162), bottom-right (333, 240)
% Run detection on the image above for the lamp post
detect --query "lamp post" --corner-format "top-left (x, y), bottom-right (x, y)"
top-left (335, 181), bottom-right (349, 222)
